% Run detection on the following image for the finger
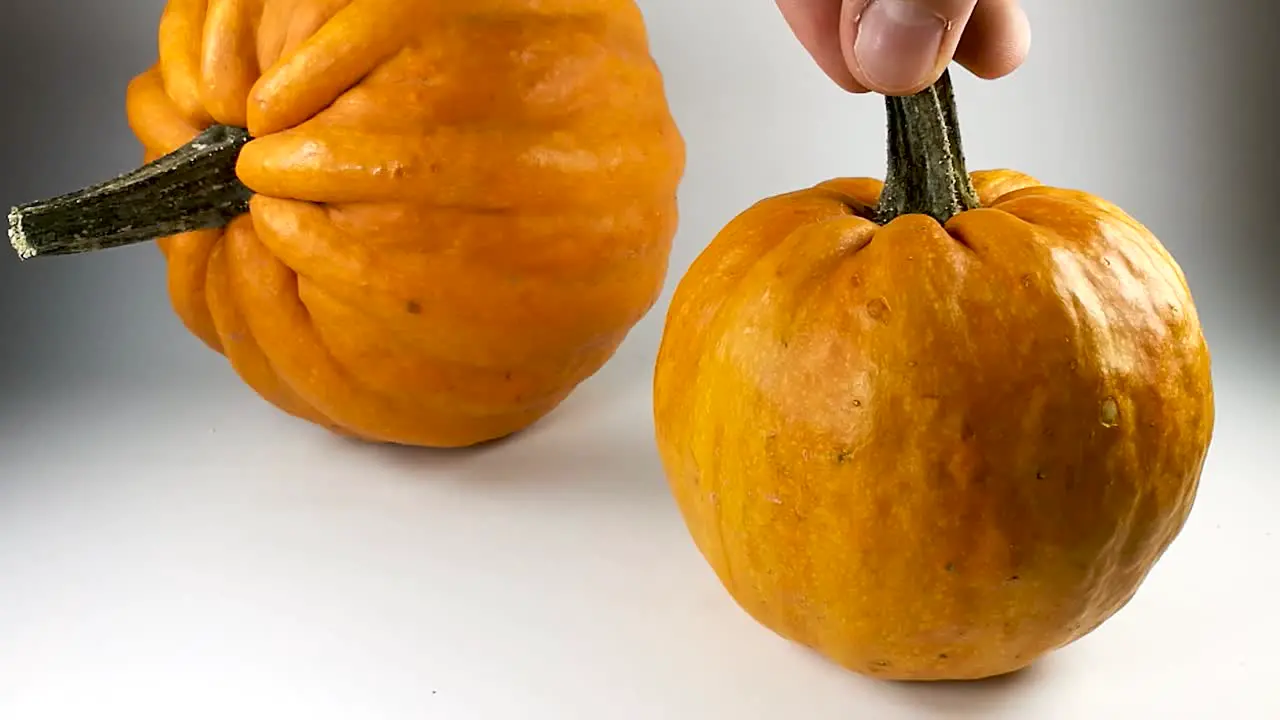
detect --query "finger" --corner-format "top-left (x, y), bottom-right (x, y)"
top-left (843, 0), bottom-right (979, 95)
top-left (954, 0), bottom-right (1030, 80)
top-left (776, 0), bottom-right (868, 92)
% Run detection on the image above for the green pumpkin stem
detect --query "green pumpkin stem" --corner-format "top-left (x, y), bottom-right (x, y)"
top-left (875, 69), bottom-right (981, 226)
top-left (8, 124), bottom-right (251, 260)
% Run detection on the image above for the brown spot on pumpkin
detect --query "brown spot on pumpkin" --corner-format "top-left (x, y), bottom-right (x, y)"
top-left (1099, 397), bottom-right (1120, 427)
top-left (866, 297), bottom-right (891, 322)
top-left (1020, 274), bottom-right (1033, 288)
top-left (1008, 575), bottom-right (1021, 582)
top-left (405, 300), bottom-right (422, 314)
top-left (852, 399), bottom-right (862, 407)
top-left (836, 449), bottom-right (851, 464)
top-left (1036, 470), bottom-right (1047, 480)
top-left (945, 562), bottom-right (955, 572)
top-left (938, 653), bottom-right (949, 660)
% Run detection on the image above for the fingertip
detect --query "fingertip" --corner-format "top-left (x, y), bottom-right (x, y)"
top-left (816, 54), bottom-right (872, 93)
top-left (955, 0), bottom-right (1031, 80)
top-left (843, 0), bottom-right (981, 96)
top-left (776, 0), bottom-right (867, 92)
top-left (835, 74), bottom-right (873, 94)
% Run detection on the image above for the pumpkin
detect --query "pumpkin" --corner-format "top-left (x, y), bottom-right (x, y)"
top-left (652, 70), bottom-right (1214, 682)
top-left (9, 0), bottom-right (685, 448)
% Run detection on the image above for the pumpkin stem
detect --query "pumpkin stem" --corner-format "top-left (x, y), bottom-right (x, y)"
top-left (875, 69), bottom-right (980, 226)
top-left (8, 125), bottom-right (251, 260)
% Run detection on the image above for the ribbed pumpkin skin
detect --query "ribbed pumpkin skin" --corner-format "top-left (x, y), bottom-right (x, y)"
top-left (126, 0), bottom-right (685, 447)
top-left (653, 169), bottom-right (1214, 681)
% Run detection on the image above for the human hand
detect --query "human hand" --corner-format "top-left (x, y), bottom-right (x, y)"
top-left (775, 0), bottom-right (1031, 95)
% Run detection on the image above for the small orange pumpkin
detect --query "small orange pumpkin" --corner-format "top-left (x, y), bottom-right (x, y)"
top-left (653, 71), bottom-right (1214, 681)
top-left (10, 0), bottom-right (685, 448)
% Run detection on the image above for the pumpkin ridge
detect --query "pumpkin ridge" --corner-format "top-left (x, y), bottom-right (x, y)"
top-left (247, 195), bottom-right (666, 368)
top-left (221, 226), bottom-right (412, 443)
top-left (205, 225), bottom-right (342, 432)
top-left (158, 0), bottom-right (215, 127)
top-left (991, 190), bottom-right (1193, 318)
top-left (234, 124), bottom-right (680, 210)
top-left (199, 0), bottom-right (266, 127)
top-left (675, 212), bottom-right (878, 603)
top-left (248, 0), bottom-right (413, 136)
top-left (653, 188), bottom-right (856, 412)
top-left (226, 225), bottom-right (577, 445)
top-left (235, 237), bottom-right (438, 423)
top-left (255, 0), bottom-right (352, 73)
top-left (1021, 188), bottom-right (1194, 302)
top-left (127, 67), bottom-right (208, 158)
top-left (279, 246), bottom-right (631, 417)
top-left (318, 201), bottom-right (673, 277)
top-left (288, 279), bottom-right (455, 419)
top-left (168, 228), bottom-right (227, 352)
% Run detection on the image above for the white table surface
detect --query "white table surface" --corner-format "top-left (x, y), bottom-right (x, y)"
top-left (0, 350), bottom-right (1276, 719)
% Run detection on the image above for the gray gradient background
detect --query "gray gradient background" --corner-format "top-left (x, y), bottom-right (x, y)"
top-left (0, 1), bottom-right (1277, 718)
top-left (1, 0), bottom-right (1278, 392)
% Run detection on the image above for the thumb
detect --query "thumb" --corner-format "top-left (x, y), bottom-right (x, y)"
top-left (843, 0), bottom-right (978, 95)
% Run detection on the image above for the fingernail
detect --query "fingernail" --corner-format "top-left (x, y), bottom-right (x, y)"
top-left (854, 0), bottom-right (947, 93)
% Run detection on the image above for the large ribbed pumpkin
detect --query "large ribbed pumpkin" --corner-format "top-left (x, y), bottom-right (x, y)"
top-left (9, 0), bottom-right (685, 448)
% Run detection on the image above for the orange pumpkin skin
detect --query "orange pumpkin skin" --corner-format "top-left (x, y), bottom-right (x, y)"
top-left (653, 169), bottom-right (1214, 681)
top-left (126, 0), bottom-right (685, 447)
